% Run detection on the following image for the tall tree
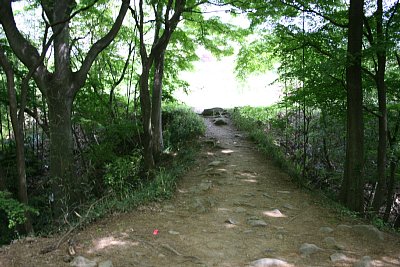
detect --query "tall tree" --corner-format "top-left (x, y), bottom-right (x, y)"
top-left (133, 0), bottom-right (187, 171)
top-left (339, 0), bottom-right (365, 212)
top-left (0, 46), bottom-right (33, 233)
top-left (0, 0), bottom-right (130, 215)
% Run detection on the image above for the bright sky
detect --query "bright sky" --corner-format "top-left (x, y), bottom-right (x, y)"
top-left (174, 48), bottom-right (282, 110)
top-left (174, 9), bottom-right (283, 110)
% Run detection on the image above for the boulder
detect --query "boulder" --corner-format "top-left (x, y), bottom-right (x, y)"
top-left (202, 107), bottom-right (226, 116)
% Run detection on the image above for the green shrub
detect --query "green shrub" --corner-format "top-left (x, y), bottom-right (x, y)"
top-left (162, 103), bottom-right (205, 150)
top-left (0, 191), bottom-right (38, 229)
top-left (104, 151), bottom-right (143, 199)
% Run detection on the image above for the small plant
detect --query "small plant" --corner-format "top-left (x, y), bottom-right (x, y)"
top-left (104, 151), bottom-right (143, 199)
top-left (0, 191), bottom-right (38, 229)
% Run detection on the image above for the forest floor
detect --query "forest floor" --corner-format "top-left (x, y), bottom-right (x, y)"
top-left (1, 116), bottom-right (400, 267)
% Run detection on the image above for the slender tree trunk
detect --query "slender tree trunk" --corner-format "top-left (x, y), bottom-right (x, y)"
top-left (151, 51), bottom-right (165, 162)
top-left (339, 0), bottom-right (365, 213)
top-left (383, 160), bottom-right (397, 222)
top-left (371, 0), bottom-right (387, 213)
top-left (139, 66), bottom-right (155, 172)
top-left (0, 48), bottom-right (33, 233)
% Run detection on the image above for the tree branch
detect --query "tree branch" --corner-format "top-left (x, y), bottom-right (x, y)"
top-left (279, 0), bottom-right (348, 28)
top-left (0, 0), bottom-right (51, 89)
top-left (74, 0), bottom-right (130, 95)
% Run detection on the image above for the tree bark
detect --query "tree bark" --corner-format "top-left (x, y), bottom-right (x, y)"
top-left (151, 51), bottom-right (165, 162)
top-left (47, 89), bottom-right (76, 211)
top-left (139, 63), bottom-right (155, 171)
top-left (339, 0), bottom-right (365, 213)
top-left (371, 0), bottom-right (388, 213)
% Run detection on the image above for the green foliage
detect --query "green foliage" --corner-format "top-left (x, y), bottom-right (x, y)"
top-left (104, 152), bottom-right (143, 199)
top-left (162, 103), bottom-right (205, 150)
top-left (231, 107), bottom-right (302, 183)
top-left (86, 119), bottom-right (141, 168)
top-left (0, 191), bottom-right (38, 229)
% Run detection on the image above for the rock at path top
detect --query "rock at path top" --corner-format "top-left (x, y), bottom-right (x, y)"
top-left (249, 258), bottom-right (292, 267)
top-left (202, 107), bottom-right (226, 116)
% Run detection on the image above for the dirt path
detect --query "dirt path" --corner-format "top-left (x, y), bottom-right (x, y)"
top-left (1, 117), bottom-right (400, 267)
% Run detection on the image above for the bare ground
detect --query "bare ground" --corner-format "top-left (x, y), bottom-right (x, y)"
top-left (1, 117), bottom-right (400, 267)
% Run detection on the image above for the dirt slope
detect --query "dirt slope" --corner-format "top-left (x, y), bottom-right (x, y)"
top-left (1, 117), bottom-right (399, 267)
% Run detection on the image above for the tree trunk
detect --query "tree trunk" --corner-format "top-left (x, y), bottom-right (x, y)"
top-left (47, 88), bottom-right (76, 214)
top-left (0, 47), bottom-right (33, 234)
top-left (383, 159), bottom-right (397, 222)
top-left (139, 66), bottom-right (155, 172)
top-left (151, 51), bottom-right (165, 163)
top-left (371, 0), bottom-right (387, 213)
top-left (339, 0), bottom-right (365, 213)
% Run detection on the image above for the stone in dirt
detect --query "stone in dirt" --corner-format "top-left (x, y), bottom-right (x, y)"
top-left (70, 256), bottom-right (96, 267)
top-left (299, 243), bottom-right (323, 257)
top-left (319, 226), bottom-right (334, 233)
top-left (323, 237), bottom-right (345, 250)
top-left (98, 260), bottom-right (113, 267)
top-left (225, 218), bottom-right (238, 225)
top-left (249, 258), bottom-right (292, 267)
top-left (168, 230), bottom-right (180, 235)
top-left (353, 256), bottom-right (372, 267)
top-left (330, 253), bottom-right (347, 262)
top-left (352, 225), bottom-right (384, 241)
top-left (190, 180), bottom-right (212, 193)
top-left (189, 197), bottom-right (216, 213)
top-left (247, 218), bottom-right (268, 227)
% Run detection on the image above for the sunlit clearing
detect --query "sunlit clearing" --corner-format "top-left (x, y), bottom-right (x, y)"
top-left (242, 179), bottom-right (258, 183)
top-left (221, 149), bottom-right (234, 154)
top-left (174, 48), bottom-right (282, 110)
top-left (88, 236), bottom-right (138, 253)
top-left (263, 209), bottom-right (287, 218)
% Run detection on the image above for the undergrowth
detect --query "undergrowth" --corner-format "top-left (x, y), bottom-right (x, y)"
top-left (41, 103), bottom-right (204, 236)
top-left (230, 107), bottom-right (302, 184)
